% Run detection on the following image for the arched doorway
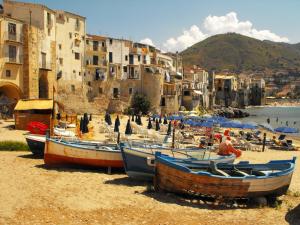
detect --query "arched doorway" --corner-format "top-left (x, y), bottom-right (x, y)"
top-left (0, 82), bottom-right (22, 118)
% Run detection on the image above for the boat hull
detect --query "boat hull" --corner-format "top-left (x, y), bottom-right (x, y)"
top-left (25, 135), bottom-right (46, 157)
top-left (44, 139), bottom-right (123, 168)
top-left (155, 158), bottom-right (294, 198)
top-left (121, 146), bottom-right (235, 181)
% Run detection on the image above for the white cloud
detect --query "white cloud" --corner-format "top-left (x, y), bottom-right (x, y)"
top-left (140, 38), bottom-right (155, 47)
top-left (163, 25), bottom-right (207, 52)
top-left (162, 12), bottom-right (289, 52)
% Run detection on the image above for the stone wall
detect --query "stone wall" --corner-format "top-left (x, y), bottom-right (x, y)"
top-left (22, 24), bottom-right (39, 99)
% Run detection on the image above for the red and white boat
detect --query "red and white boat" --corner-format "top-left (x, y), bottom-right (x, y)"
top-left (44, 137), bottom-right (123, 168)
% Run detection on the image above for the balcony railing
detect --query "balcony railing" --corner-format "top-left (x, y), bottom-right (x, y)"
top-left (3, 32), bottom-right (23, 43)
top-left (86, 45), bottom-right (107, 52)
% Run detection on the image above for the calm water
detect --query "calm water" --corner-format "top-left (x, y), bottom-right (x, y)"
top-left (239, 106), bottom-right (300, 134)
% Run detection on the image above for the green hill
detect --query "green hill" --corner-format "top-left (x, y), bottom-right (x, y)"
top-left (181, 33), bottom-right (300, 73)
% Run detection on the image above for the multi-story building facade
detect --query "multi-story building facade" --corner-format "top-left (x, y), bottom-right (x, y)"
top-left (55, 10), bottom-right (86, 83)
top-left (249, 78), bottom-right (266, 105)
top-left (0, 15), bottom-right (24, 114)
top-left (3, 0), bottom-right (56, 100)
top-left (182, 65), bottom-right (210, 110)
top-left (215, 74), bottom-right (238, 107)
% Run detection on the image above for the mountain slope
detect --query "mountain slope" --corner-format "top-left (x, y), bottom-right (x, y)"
top-left (181, 33), bottom-right (300, 73)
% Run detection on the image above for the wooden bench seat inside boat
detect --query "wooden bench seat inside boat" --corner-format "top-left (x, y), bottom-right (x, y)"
top-left (209, 161), bottom-right (229, 177)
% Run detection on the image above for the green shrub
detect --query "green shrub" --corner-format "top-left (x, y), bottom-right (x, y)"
top-left (131, 93), bottom-right (151, 115)
top-left (0, 141), bottom-right (30, 151)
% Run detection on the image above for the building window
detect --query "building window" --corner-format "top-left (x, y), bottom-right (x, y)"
top-left (86, 40), bottom-right (89, 45)
top-left (93, 41), bottom-right (98, 51)
top-left (125, 55), bottom-right (128, 61)
top-left (93, 55), bottom-right (99, 65)
top-left (109, 52), bottom-right (113, 63)
top-left (8, 45), bottom-right (17, 61)
top-left (99, 87), bottom-right (103, 94)
top-left (58, 44), bottom-right (62, 50)
top-left (71, 85), bottom-right (75, 92)
top-left (48, 28), bottom-right (51, 36)
top-left (183, 91), bottom-right (190, 96)
top-left (8, 23), bottom-right (16, 40)
top-left (69, 32), bottom-right (72, 39)
top-left (161, 97), bottom-right (166, 106)
top-left (113, 88), bottom-right (119, 98)
top-left (59, 58), bottom-right (63, 65)
top-left (75, 18), bottom-right (80, 30)
top-left (129, 88), bottom-right (133, 95)
top-left (5, 70), bottom-right (11, 77)
top-left (138, 55), bottom-right (141, 62)
top-left (75, 52), bottom-right (80, 60)
top-left (47, 12), bottom-right (51, 26)
top-left (79, 72), bottom-right (81, 76)
top-left (102, 42), bottom-right (105, 47)
top-left (87, 81), bottom-right (91, 86)
top-left (123, 66), bottom-right (127, 72)
top-left (86, 60), bottom-right (90, 65)
top-left (109, 39), bottom-right (113, 45)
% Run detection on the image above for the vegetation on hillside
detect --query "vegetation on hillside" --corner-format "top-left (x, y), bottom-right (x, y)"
top-left (181, 33), bottom-right (300, 73)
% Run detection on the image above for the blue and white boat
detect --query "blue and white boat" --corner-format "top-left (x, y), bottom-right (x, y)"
top-left (155, 153), bottom-right (296, 198)
top-left (120, 143), bottom-right (236, 180)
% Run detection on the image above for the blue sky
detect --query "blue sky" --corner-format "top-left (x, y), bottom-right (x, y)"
top-left (4, 0), bottom-right (300, 51)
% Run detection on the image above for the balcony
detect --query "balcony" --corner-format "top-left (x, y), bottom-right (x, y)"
top-left (5, 56), bottom-right (23, 65)
top-left (3, 32), bottom-right (23, 43)
top-left (86, 45), bottom-right (107, 53)
top-left (39, 60), bottom-right (52, 70)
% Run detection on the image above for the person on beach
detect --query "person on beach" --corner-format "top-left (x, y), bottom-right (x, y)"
top-left (267, 118), bottom-right (270, 124)
top-left (276, 117), bottom-right (279, 123)
top-left (286, 121), bottom-right (289, 126)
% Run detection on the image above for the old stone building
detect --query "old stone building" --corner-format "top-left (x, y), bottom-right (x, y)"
top-left (214, 74), bottom-right (238, 107)
top-left (182, 65), bottom-right (210, 111)
top-left (0, 15), bottom-right (24, 114)
top-left (2, 0), bottom-right (56, 100)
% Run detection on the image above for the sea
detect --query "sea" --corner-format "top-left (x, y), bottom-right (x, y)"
top-left (239, 106), bottom-right (300, 135)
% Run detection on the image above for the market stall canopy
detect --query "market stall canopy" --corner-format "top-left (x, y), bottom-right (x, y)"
top-left (14, 99), bottom-right (53, 111)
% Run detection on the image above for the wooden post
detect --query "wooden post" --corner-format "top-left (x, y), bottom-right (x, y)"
top-left (262, 133), bottom-right (267, 152)
top-left (172, 126), bottom-right (175, 149)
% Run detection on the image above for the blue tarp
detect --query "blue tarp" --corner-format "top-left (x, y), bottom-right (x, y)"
top-left (274, 126), bottom-right (299, 134)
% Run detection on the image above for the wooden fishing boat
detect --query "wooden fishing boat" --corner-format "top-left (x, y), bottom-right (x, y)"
top-left (25, 134), bottom-right (46, 156)
top-left (44, 137), bottom-right (123, 168)
top-left (155, 153), bottom-right (296, 198)
top-left (120, 143), bottom-right (235, 180)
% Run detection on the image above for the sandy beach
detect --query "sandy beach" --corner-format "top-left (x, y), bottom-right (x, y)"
top-left (0, 116), bottom-right (300, 225)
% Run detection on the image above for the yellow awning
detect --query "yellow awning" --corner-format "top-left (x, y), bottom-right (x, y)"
top-left (14, 99), bottom-right (53, 111)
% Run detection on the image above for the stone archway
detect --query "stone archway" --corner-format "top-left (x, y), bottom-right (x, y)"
top-left (0, 82), bottom-right (22, 118)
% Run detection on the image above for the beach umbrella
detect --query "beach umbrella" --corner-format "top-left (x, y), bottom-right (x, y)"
top-left (105, 112), bottom-right (111, 124)
top-left (115, 115), bottom-right (120, 127)
top-left (163, 116), bottom-right (168, 125)
top-left (147, 117), bottom-right (152, 129)
top-left (159, 116), bottom-right (162, 124)
top-left (125, 119), bottom-right (132, 135)
top-left (114, 117), bottom-right (120, 132)
top-left (56, 112), bottom-right (61, 120)
top-left (89, 114), bottom-right (92, 121)
top-left (79, 117), bottom-right (83, 132)
top-left (167, 121), bottom-right (172, 135)
top-left (138, 115), bottom-right (143, 125)
top-left (107, 114), bottom-right (112, 125)
top-left (274, 126), bottom-right (299, 134)
top-left (155, 119), bottom-right (160, 131)
top-left (84, 113), bottom-right (89, 124)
